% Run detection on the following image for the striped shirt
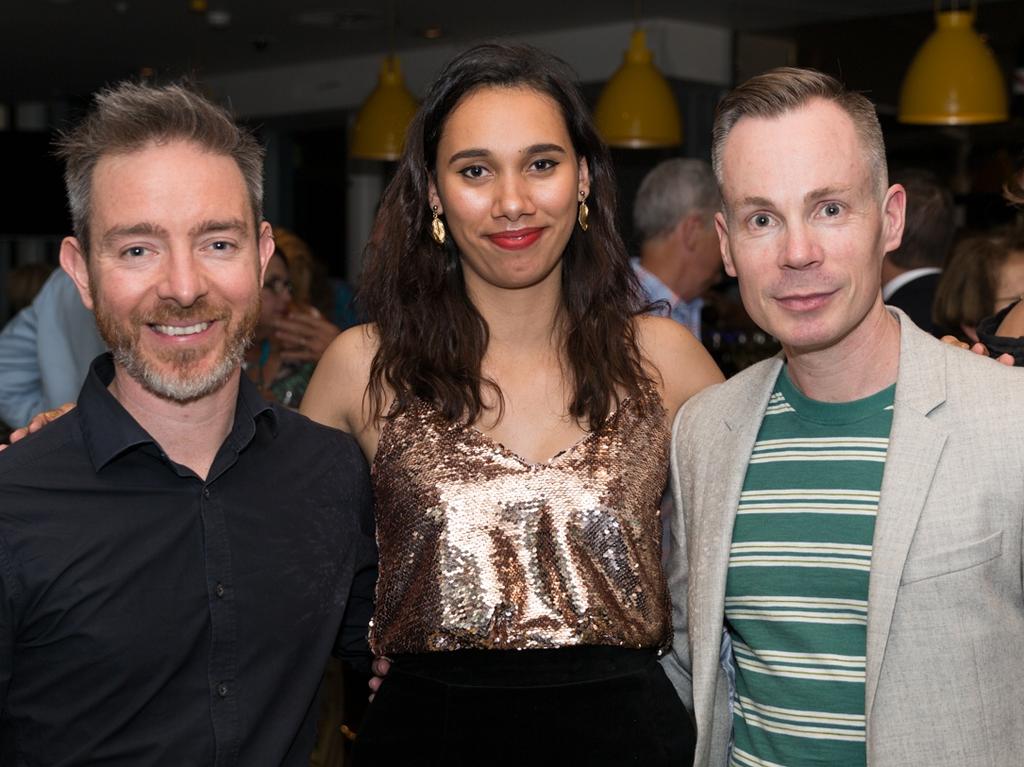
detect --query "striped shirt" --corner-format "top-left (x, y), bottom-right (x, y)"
top-left (725, 368), bottom-right (894, 766)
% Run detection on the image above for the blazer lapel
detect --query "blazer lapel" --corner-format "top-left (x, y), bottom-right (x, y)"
top-left (691, 358), bottom-right (783, 726)
top-left (864, 313), bottom-right (948, 723)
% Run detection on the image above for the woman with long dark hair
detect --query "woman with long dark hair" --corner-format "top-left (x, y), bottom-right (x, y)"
top-left (303, 42), bottom-right (722, 764)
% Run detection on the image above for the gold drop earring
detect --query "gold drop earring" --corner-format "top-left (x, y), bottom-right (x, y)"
top-left (577, 193), bottom-right (589, 232)
top-left (430, 205), bottom-right (446, 245)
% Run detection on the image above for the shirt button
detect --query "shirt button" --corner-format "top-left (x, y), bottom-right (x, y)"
top-left (203, 488), bottom-right (211, 499)
top-left (217, 683), bottom-right (229, 697)
top-left (215, 583), bottom-right (226, 598)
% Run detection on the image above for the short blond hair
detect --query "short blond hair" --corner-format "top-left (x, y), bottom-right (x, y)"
top-left (712, 67), bottom-right (887, 198)
top-left (56, 81), bottom-right (264, 254)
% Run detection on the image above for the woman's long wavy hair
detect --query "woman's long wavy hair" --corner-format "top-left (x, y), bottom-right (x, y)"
top-left (360, 42), bottom-right (651, 429)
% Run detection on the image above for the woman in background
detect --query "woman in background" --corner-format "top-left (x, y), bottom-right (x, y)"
top-left (271, 227), bottom-right (349, 365)
top-left (980, 172), bottom-right (1024, 361)
top-left (244, 248), bottom-right (315, 407)
top-left (933, 228), bottom-right (1024, 344)
top-left (303, 43), bottom-right (721, 764)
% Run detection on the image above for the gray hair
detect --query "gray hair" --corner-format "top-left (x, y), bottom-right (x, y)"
top-left (633, 158), bottom-right (720, 242)
top-left (711, 67), bottom-right (887, 199)
top-left (55, 81), bottom-right (264, 253)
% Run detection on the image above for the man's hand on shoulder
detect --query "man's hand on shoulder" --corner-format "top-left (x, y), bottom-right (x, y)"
top-left (0, 402), bottom-right (76, 450)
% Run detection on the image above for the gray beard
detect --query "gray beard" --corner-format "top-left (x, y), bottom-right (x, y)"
top-left (110, 326), bottom-right (253, 403)
top-left (94, 296), bottom-right (260, 405)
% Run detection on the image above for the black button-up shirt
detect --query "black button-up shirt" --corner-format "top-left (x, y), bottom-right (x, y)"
top-left (0, 355), bottom-right (375, 766)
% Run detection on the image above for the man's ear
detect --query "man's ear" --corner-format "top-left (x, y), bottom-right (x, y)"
top-left (679, 212), bottom-right (705, 250)
top-left (881, 183), bottom-right (906, 256)
top-left (257, 222), bottom-right (275, 283)
top-left (715, 211), bottom-right (736, 278)
top-left (59, 237), bottom-right (95, 311)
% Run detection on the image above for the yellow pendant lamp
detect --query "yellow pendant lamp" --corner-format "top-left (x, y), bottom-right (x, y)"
top-left (350, 55), bottom-right (419, 161)
top-left (594, 29), bottom-right (682, 148)
top-left (898, 9), bottom-right (1008, 125)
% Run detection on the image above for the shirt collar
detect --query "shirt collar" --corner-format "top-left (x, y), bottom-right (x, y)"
top-left (631, 258), bottom-right (681, 306)
top-left (232, 367), bottom-right (279, 446)
top-left (78, 353), bottom-right (277, 472)
top-left (882, 267), bottom-right (941, 301)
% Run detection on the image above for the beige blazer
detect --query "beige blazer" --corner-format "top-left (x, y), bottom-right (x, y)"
top-left (661, 311), bottom-right (1024, 766)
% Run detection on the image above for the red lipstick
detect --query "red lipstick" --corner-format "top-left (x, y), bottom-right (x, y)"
top-left (487, 227), bottom-right (543, 250)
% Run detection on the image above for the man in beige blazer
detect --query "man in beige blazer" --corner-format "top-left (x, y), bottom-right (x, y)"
top-left (662, 67), bottom-right (1024, 766)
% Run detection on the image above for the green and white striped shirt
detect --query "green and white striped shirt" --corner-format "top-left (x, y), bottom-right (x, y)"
top-left (726, 368), bottom-right (894, 767)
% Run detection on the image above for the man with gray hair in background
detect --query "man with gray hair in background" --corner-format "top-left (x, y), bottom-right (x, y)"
top-left (632, 158), bottom-right (723, 341)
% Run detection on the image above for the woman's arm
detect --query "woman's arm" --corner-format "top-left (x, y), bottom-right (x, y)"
top-left (300, 324), bottom-right (381, 458)
top-left (635, 315), bottom-right (725, 423)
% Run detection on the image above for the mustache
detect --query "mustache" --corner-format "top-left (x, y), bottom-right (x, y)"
top-left (134, 297), bottom-right (230, 326)
top-left (771, 274), bottom-right (837, 294)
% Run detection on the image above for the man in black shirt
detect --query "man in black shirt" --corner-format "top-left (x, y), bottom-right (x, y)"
top-left (0, 82), bottom-right (375, 765)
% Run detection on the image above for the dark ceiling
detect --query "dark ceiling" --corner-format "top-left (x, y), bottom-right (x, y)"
top-left (3, 0), bottom-right (1013, 104)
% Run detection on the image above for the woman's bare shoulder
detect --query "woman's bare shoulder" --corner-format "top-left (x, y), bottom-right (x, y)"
top-left (301, 323), bottom-right (379, 434)
top-left (633, 315), bottom-right (724, 419)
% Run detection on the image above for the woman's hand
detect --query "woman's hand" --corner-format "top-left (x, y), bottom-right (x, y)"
top-left (274, 308), bottom-right (341, 363)
top-left (368, 655), bottom-right (391, 702)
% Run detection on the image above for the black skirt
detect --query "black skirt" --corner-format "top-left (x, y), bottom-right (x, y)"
top-left (352, 646), bottom-right (696, 766)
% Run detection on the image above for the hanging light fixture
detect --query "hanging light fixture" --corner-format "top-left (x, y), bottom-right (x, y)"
top-left (898, 7), bottom-right (1008, 125)
top-left (594, 28), bottom-right (682, 148)
top-left (350, 54), bottom-right (418, 160)
top-left (351, 3), bottom-right (418, 161)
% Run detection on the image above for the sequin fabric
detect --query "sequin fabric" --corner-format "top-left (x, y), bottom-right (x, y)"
top-left (369, 383), bottom-right (672, 654)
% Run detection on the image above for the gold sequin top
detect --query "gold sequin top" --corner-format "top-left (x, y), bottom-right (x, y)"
top-left (369, 383), bottom-right (671, 655)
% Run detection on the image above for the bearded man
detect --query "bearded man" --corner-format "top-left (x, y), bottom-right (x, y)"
top-left (0, 82), bottom-right (375, 766)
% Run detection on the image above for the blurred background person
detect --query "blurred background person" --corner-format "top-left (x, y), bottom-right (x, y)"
top-left (881, 168), bottom-right (955, 336)
top-left (243, 247), bottom-right (315, 408)
top-left (933, 228), bottom-right (1022, 343)
top-left (4, 263), bottom-right (54, 322)
top-left (974, 225), bottom-right (1024, 363)
top-left (992, 227), bottom-right (1024, 311)
top-left (272, 227), bottom-right (357, 367)
top-left (982, 161), bottom-right (1024, 356)
top-left (273, 226), bottom-right (361, 329)
top-left (0, 268), bottom-right (105, 432)
top-left (631, 158), bottom-right (722, 341)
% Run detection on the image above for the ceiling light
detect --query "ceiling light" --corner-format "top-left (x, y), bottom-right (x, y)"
top-left (594, 29), bottom-right (682, 148)
top-left (350, 55), bottom-right (418, 161)
top-left (898, 9), bottom-right (1008, 125)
